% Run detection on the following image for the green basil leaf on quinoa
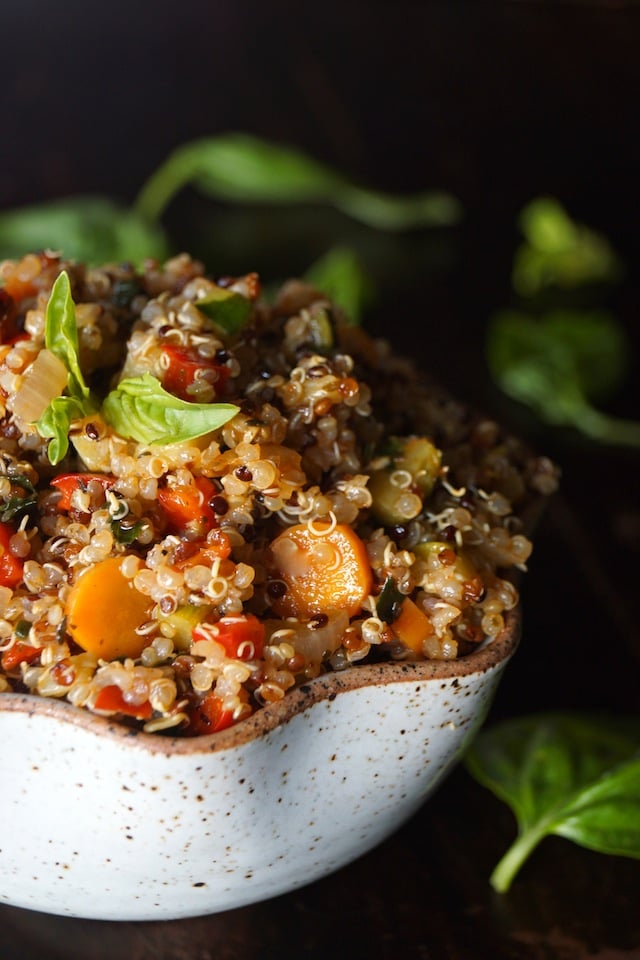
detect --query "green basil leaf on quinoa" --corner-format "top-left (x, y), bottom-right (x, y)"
top-left (35, 271), bottom-right (99, 464)
top-left (134, 133), bottom-right (462, 232)
top-left (44, 271), bottom-right (92, 401)
top-left (465, 712), bottom-right (640, 893)
top-left (376, 576), bottom-right (406, 623)
top-left (102, 373), bottom-right (239, 445)
top-left (194, 285), bottom-right (252, 334)
top-left (36, 395), bottom-right (91, 465)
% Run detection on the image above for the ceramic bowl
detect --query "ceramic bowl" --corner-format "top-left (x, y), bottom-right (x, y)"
top-left (0, 608), bottom-right (519, 921)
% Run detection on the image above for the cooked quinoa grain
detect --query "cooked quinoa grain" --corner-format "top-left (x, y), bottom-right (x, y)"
top-left (0, 252), bottom-right (558, 735)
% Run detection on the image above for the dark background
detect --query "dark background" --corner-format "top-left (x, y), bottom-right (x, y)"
top-left (1, 2), bottom-right (639, 958)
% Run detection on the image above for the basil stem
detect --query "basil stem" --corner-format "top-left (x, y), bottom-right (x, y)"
top-left (134, 133), bottom-right (462, 232)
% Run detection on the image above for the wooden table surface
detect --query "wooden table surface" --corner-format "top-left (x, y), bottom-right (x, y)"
top-left (1, 3), bottom-right (639, 957)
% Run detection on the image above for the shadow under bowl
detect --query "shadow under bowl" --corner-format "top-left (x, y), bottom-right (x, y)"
top-left (0, 607), bottom-right (519, 920)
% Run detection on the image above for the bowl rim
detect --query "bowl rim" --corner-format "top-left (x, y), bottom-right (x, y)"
top-left (0, 606), bottom-right (520, 756)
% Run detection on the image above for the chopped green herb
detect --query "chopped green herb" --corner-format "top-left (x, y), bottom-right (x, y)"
top-left (376, 576), bottom-right (406, 624)
top-left (14, 620), bottom-right (32, 640)
top-left (0, 475), bottom-right (37, 522)
top-left (194, 285), bottom-right (252, 334)
top-left (111, 517), bottom-right (145, 545)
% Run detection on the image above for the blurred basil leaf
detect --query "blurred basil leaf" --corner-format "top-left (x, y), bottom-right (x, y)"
top-left (0, 196), bottom-right (168, 264)
top-left (303, 246), bottom-right (373, 324)
top-left (466, 712), bottom-right (640, 892)
top-left (135, 133), bottom-right (462, 232)
top-left (513, 197), bottom-right (622, 296)
top-left (487, 309), bottom-right (640, 446)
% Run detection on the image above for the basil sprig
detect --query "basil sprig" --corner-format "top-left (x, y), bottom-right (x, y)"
top-left (102, 374), bottom-right (238, 445)
top-left (465, 712), bottom-right (640, 892)
top-left (35, 271), bottom-right (97, 464)
top-left (36, 274), bottom-right (239, 463)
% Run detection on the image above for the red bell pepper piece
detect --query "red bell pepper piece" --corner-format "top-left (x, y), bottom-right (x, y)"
top-left (51, 473), bottom-right (116, 512)
top-left (1, 641), bottom-right (42, 672)
top-left (94, 684), bottom-right (153, 720)
top-left (158, 476), bottom-right (217, 538)
top-left (0, 522), bottom-right (24, 588)
top-left (187, 691), bottom-right (236, 736)
top-left (161, 344), bottom-right (230, 402)
top-left (192, 613), bottom-right (265, 662)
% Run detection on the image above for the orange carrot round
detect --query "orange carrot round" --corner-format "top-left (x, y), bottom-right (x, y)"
top-left (269, 521), bottom-right (373, 619)
top-left (66, 556), bottom-right (153, 660)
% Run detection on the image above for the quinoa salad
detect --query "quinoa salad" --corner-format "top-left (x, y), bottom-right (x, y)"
top-left (0, 252), bottom-right (558, 735)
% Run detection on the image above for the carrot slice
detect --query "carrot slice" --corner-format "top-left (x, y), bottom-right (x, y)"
top-left (392, 597), bottom-right (434, 654)
top-left (269, 521), bottom-right (373, 619)
top-left (66, 556), bottom-right (153, 660)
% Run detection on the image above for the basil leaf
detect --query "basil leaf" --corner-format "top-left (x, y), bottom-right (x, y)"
top-left (513, 197), bottom-right (622, 296)
top-left (134, 133), bottom-right (462, 232)
top-left (36, 272), bottom-right (98, 463)
top-left (487, 310), bottom-right (640, 447)
top-left (0, 195), bottom-right (167, 264)
top-left (36, 395), bottom-right (89, 465)
top-left (194, 285), bottom-right (252, 334)
top-left (304, 246), bottom-right (373, 325)
top-left (102, 373), bottom-right (239, 445)
top-left (45, 271), bottom-right (90, 400)
top-left (465, 712), bottom-right (640, 892)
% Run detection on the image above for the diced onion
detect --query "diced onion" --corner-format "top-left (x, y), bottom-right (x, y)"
top-left (12, 349), bottom-right (68, 424)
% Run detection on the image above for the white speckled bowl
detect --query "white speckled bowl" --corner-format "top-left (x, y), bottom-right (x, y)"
top-left (0, 609), bottom-right (519, 921)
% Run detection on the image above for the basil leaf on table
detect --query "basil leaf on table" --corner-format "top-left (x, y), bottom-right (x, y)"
top-left (465, 712), bottom-right (640, 893)
top-left (512, 197), bottom-right (622, 297)
top-left (103, 373), bottom-right (239, 445)
top-left (486, 309), bottom-right (640, 447)
top-left (134, 133), bottom-right (462, 231)
top-left (0, 195), bottom-right (168, 264)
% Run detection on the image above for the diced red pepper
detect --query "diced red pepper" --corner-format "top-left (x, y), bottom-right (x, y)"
top-left (161, 344), bottom-right (230, 402)
top-left (193, 613), bottom-right (265, 662)
top-left (0, 522), bottom-right (24, 588)
top-left (94, 684), bottom-right (153, 720)
top-left (175, 529), bottom-right (233, 569)
top-left (187, 691), bottom-right (236, 736)
top-left (51, 473), bottom-right (116, 512)
top-left (158, 476), bottom-right (217, 539)
top-left (1, 641), bottom-right (42, 672)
